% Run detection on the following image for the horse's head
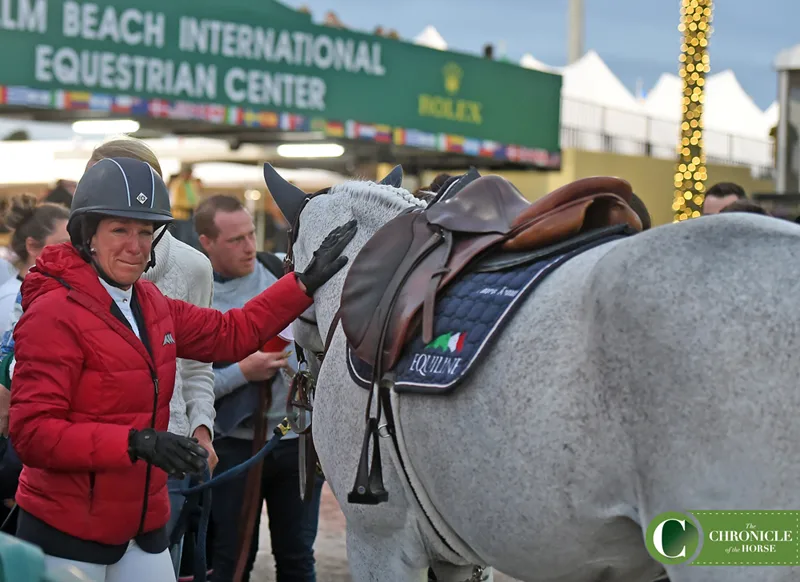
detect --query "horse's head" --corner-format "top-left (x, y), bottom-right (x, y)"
top-left (263, 163), bottom-right (424, 355)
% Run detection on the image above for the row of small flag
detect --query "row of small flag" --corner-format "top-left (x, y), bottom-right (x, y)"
top-left (328, 120), bottom-right (560, 167)
top-left (0, 85), bottom-right (560, 168)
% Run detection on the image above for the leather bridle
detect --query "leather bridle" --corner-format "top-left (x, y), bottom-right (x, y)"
top-left (282, 186), bottom-right (343, 360)
top-left (281, 186), bottom-right (344, 439)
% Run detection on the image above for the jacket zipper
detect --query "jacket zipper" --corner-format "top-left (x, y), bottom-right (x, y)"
top-left (61, 287), bottom-right (160, 536)
top-left (136, 373), bottom-right (159, 535)
top-left (88, 472), bottom-right (96, 511)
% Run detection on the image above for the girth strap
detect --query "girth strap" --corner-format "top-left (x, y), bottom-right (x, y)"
top-left (324, 309), bottom-right (342, 357)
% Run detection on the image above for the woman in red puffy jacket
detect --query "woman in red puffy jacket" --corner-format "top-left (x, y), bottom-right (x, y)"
top-left (8, 157), bottom-right (354, 581)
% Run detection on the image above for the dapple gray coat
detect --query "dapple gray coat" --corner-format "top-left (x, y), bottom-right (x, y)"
top-left (271, 172), bottom-right (800, 582)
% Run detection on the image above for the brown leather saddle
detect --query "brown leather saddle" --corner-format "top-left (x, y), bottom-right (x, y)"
top-left (340, 175), bottom-right (642, 375)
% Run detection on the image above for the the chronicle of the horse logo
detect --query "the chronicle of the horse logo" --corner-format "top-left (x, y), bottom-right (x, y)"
top-left (645, 511), bottom-right (700, 566)
top-left (407, 331), bottom-right (466, 378)
top-left (645, 510), bottom-right (800, 566)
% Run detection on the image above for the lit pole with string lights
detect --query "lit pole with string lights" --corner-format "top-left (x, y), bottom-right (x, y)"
top-left (673, 0), bottom-right (713, 222)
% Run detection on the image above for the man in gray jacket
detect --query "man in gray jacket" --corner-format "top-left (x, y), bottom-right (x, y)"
top-left (195, 194), bottom-right (322, 582)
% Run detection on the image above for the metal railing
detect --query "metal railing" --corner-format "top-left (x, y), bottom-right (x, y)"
top-left (560, 97), bottom-right (775, 180)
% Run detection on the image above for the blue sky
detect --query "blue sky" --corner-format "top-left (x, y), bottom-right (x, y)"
top-left (281, 0), bottom-right (796, 110)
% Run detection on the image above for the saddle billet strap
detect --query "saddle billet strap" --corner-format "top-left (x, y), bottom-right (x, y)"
top-left (422, 231), bottom-right (454, 345)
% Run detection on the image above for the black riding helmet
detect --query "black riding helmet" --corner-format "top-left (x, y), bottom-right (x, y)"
top-left (68, 157), bottom-right (173, 287)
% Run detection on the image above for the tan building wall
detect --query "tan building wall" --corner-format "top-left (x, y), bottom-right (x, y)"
top-left (420, 149), bottom-right (776, 227)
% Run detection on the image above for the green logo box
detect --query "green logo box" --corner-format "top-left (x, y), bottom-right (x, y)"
top-left (646, 511), bottom-right (800, 566)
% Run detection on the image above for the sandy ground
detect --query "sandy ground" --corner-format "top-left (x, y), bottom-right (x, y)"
top-left (252, 482), bottom-right (519, 582)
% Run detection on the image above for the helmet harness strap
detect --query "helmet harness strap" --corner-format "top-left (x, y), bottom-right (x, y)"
top-left (82, 220), bottom-right (170, 289)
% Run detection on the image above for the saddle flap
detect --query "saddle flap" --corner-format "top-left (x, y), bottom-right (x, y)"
top-left (425, 175), bottom-right (531, 234)
top-left (340, 211), bottom-right (438, 367)
top-left (381, 233), bottom-right (503, 370)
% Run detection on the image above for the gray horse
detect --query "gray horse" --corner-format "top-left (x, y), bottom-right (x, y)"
top-left (265, 165), bottom-right (800, 582)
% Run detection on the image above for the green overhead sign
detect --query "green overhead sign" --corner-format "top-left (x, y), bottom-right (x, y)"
top-left (0, 0), bottom-right (562, 166)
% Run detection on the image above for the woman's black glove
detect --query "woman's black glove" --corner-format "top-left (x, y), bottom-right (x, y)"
top-left (296, 219), bottom-right (358, 296)
top-left (128, 428), bottom-right (209, 478)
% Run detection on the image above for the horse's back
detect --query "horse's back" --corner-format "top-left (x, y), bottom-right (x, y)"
top-left (399, 214), bottom-right (800, 581)
top-left (398, 235), bottom-right (653, 580)
top-left (591, 214), bottom-right (800, 512)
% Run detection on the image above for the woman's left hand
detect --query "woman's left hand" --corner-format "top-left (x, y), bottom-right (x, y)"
top-left (192, 426), bottom-right (218, 474)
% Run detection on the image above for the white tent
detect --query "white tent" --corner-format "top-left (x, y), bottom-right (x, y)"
top-left (519, 53), bottom-right (561, 74)
top-left (643, 70), bottom-right (772, 167)
top-left (706, 70), bottom-right (770, 138)
top-left (643, 73), bottom-right (683, 120)
top-left (560, 50), bottom-right (641, 110)
top-left (558, 50), bottom-right (647, 155)
top-left (413, 25), bottom-right (447, 51)
top-left (644, 71), bottom-right (771, 137)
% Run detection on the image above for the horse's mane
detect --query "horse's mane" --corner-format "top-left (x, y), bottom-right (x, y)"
top-left (329, 180), bottom-right (427, 214)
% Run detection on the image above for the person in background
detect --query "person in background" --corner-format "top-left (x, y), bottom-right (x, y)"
top-left (0, 253), bottom-right (17, 289)
top-left (718, 199), bottom-right (772, 216)
top-left (628, 193), bottom-right (652, 231)
top-left (42, 179), bottom-right (75, 208)
top-left (84, 138), bottom-right (218, 576)
top-left (0, 197), bottom-right (69, 531)
top-left (9, 157), bottom-right (355, 581)
top-left (168, 165), bottom-right (205, 250)
top-left (194, 195), bottom-right (323, 582)
top-left (701, 182), bottom-right (746, 215)
top-left (0, 196), bottom-right (69, 338)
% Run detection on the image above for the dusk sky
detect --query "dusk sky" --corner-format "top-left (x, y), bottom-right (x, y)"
top-left (282, 0), bottom-right (796, 110)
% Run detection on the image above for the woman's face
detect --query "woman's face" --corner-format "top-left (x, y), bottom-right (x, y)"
top-left (90, 218), bottom-right (154, 288)
top-left (26, 219), bottom-right (69, 266)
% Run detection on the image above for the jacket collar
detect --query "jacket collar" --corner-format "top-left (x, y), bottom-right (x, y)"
top-left (21, 243), bottom-right (157, 371)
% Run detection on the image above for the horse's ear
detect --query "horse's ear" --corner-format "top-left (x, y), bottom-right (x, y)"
top-left (263, 163), bottom-right (308, 226)
top-left (378, 165), bottom-right (403, 187)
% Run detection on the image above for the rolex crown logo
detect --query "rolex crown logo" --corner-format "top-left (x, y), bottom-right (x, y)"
top-left (443, 62), bottom-right (463, 95)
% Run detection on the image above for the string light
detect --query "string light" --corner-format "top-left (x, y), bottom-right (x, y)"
top-left (673, 0), bottom-right (713, 222)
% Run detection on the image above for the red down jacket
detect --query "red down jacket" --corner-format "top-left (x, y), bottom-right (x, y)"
top-left (8, 243), bottom-right (312, 545)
